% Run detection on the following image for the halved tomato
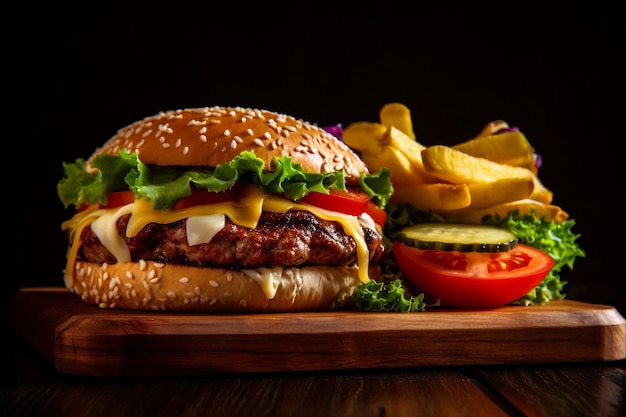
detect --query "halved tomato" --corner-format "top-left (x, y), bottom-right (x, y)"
top-left (392, 241), bottom-right (554, 309)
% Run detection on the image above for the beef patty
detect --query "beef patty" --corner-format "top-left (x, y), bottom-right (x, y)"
top-left (76, 210), bottom-right (385, 269)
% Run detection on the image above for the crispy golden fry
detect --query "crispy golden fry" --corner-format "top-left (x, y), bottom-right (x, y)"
top-left (390, 183), bottom-right (471, 211)
top-left (440, 177), bottom-right (534, 214)
top-left (452, 131), bottom-right (537, 173)
top-left (382, 127), bottom-right (439, 183)
top-left (379, 102), bottom-right (415, 140)
top-left (364, 145), bottom-right (422, 186)
top-left (344, 122), bottom-right (436, 185)
top-left (442, 199), bottom-right (569, 224)
top-left (342, 121), bottom-right (388, 153)
top-left (422, 145), bottom-right (535, 184)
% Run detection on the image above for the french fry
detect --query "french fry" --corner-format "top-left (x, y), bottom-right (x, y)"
top-left (440, 177), bottom-right (534, 214)
top-left (383, 127), bottom-right (439, 183)
top-left (342, 121), bottom-right (388, 153)
top-left (390, 182), bottom-right (471, 211)
top-left (422, 145), bottom-right (535, 184)
top-left (364, 145), bottom-right (423, 186)
top-left (442, 199), bottom-right (569, 224)
top-left (452, 131), bottom-right (537, 173)
top-left (379, 102), bottom-right (416, 140)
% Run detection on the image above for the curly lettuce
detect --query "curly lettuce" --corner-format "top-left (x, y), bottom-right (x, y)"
top-left (57, 149), bottom-right (393, 211)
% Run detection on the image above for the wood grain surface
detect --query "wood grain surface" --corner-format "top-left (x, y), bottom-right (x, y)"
top-left (6, 287), bottom-right (626, 377)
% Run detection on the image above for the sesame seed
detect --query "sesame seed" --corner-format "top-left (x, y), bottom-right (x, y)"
top-left (126, 271), bottom-right (134, 279)
top-left (200, 135), bottom-right (207, 142)
top-left (180, 277), bottom-right (190, 283)
top-left (246, 128), bottom-right (254, 135)
top-left (209, 280), bottom-right (219, 287)
top-left (139, 259), bottom-right (147, 270)
top-left (148, 269), bottom-right (156, 279)
top-left (199, 126), bottom-right (207, 133)
top-left (263, 132), bottom-right (272, 139)
top-left (175, 138), bottom-right (182, 147)
top-left (162, 143), bottom-right (171, 148)
top-left (253, 138), bottom-right (264, 146)
top-left (230, 139), bottom-right (237, 149)
top-left (223, 129), bottom-right (231, 137)
top-left (183, 146), bottom-right (189, 154)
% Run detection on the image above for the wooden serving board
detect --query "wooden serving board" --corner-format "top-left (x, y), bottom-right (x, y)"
top-left (6, 287), bottom-right (626, 377)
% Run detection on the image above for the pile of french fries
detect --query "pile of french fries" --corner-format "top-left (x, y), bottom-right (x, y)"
top-left (343, 103), bottom-right (569, 223)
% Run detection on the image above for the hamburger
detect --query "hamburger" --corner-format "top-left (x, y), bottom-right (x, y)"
top-left (57, 106), bottom-right (393, 312)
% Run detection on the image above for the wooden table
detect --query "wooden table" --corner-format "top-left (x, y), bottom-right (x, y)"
top-left (2, 288), bottom-right (625, 417)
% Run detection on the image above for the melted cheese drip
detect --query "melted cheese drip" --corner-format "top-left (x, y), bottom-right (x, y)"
top-left (62, 192), bottom-right (375, 297)
top-left (242, 267), bottom-right (283, 299)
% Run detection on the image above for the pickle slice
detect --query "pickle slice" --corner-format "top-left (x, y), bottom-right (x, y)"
top-left (397, 223), bottom-right (518, 252)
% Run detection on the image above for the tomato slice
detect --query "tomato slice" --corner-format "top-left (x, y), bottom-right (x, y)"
top-left (104, 191), bottom-right (136, 208)
top-left (97, 187), bottom-right (238, 210)
top-left (173, 187), bottom-right (237, 210)
top-left (365, 201), bottom-right (387, 227)
top-left (392, 241), bottom-right (554, 309)
top-left (300, 188), bottom-right (370, 217)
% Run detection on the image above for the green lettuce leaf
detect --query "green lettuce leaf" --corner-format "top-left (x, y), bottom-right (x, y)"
top-left (57, 149), bottom-right (393, 211)
top-left (353, 278), bottom-right (426, 312)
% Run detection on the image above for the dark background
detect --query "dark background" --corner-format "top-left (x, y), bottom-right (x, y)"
top-left (10, 2), bottom-right (624, 312)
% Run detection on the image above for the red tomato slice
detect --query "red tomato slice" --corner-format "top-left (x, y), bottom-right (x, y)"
top-left (392, 241), bottom-right (554, 309)
top-left (98, 187), bottom-right (238, 210)
top-left (365, 201), bottom-right (387, 227)
top-left (300, 188), bottom-right (370, 217)
top-left (104, 191), bottom-right (136, 208)
top-left (173, 187), bottom-right (237, 210)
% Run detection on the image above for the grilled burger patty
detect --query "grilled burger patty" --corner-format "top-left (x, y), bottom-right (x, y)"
top-left (77, 210), bottom-right (385, 268)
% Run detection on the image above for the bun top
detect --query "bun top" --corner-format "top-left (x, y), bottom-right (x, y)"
top-left (88, 106), bottom-right (369, 183)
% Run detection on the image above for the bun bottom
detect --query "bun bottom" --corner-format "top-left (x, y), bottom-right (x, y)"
top-left (65, 261), bottom-right (364, 312)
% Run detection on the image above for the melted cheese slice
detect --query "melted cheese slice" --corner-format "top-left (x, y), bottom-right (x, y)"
top-left (62, 192), bottom-right (375, 297)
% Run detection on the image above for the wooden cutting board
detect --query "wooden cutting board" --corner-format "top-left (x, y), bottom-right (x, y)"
top-left (6, 287), bottom-right (626, 377)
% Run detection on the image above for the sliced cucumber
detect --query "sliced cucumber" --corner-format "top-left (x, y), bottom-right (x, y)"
top-left (397, 223), bottom-right (518, 252)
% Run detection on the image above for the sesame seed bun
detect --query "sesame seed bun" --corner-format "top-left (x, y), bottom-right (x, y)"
top-left (88, 106), bottom-right (369, 184)
top-left (70, 261), bottom-right (362, 312)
